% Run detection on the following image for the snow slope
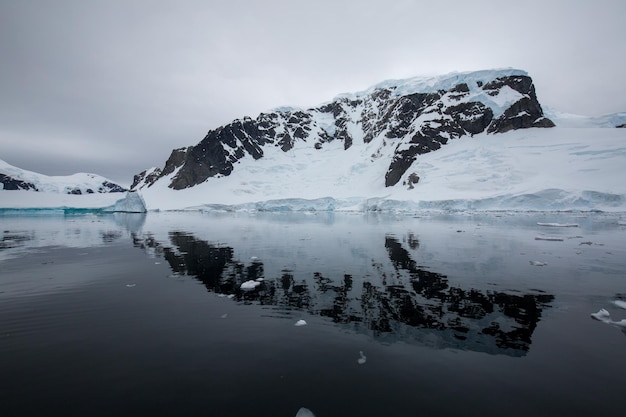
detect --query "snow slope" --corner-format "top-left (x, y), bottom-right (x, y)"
top-left (3, 125), bottom-right (624, 212)
top-left (133, 125), bottom-right (626, 212)
top-left (0, 158), bottom-right (126, 194)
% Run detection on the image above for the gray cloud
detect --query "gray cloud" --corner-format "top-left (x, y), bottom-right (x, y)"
top-left (1, 0), bottom-right (625, 185)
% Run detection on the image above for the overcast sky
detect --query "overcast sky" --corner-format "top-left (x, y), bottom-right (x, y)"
top-left (1, 0), bottom-right (625, 186)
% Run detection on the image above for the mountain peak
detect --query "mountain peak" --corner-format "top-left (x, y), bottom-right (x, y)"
top-left (133, 69), bottom-right (554, 192)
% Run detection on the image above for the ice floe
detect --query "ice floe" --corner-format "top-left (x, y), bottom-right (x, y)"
top-left (534, 236), bottom-right (564, 241)
top-left (295, 407), bottom-right (315, 417)
top-left (240, 280), bottom-right (261, 290)
top-left (591, 308), bottom-right (626, 332)
top-left (614, 300), bottom-right (626, 310)
top-left (529, 261), bottom-right (547, 266)
top-left (357, 351), bottom-right (367, 365)
top-left (294, 319), bottom-right (307, 327)
top-left (537, 222), bottom-right (579, 227)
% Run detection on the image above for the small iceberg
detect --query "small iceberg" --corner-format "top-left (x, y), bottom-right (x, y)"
top-left (529, 260), bottom-right (547, 266)
top-left (535, 236), bottom-right (564, 241)
top-left (240, 280), bottom-right (261, 290)
top-left (591, 309), bottom-right (611, 323)
top-left (294, 319), bottom-right (307, 327)
top-left (591, 309), bottom-right (626, 332)
top-left (295, 407), bottom-right (315, 417)
top-left (614, 300), bottom-right (626, 310)
top-left (357, 350), bottom-right (367, 365)
top-left (537, 222), bottom-right (579, 227)
top-left (103, 191), bottom-right (147, 213)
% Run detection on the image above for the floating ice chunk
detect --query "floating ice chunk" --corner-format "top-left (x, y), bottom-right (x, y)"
top-left (251, 256), bottom-right (259, 261)
top-left (221, 314), bottom-right (228, 319)
top-left (591, 309), bottom-right (611, 323)
top-left (529, 261), bottom-right (547, 266)
top-left (534, 236), bottom-right (564, 241)
top-left (612, 319), bottom-right (626, 328)
top-left (618, 221), bottom-right (626, 226)
top-left (103, 191), bottom-right (147, 213)
top-left (227, 294), bottom-right (235, 299)
top-left (240, 280), bottom-right (261, 290)
top-left (614, 300), bottom-right (626, 310)
top-left (295, 407), bottom-right (315, 417)
top-left (294, 319), bottom-right (307, 327)
top-left (125, 284), bottom-right (136, 288)
top-left (357, 351), bottom-right (367, 365)
top-left (537, 222), bottom-right (579, 227)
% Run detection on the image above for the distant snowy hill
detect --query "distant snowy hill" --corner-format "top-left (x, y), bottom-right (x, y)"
top-left (0, 159), bottom-right (127, 194)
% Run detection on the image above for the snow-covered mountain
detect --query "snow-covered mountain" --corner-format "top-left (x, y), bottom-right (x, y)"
top-left (0, 158), bottom-right (127, 194)
top-left (3, 69), bottom-right (626, 212)
top-left (133, 68), bottom-right (554, 192)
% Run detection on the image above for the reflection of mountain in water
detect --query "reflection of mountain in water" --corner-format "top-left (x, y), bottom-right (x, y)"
top-left (133, 231), bottom-right (553, 356)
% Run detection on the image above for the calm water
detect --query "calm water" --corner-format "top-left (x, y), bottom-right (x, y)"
top-left (1, 210), bottom-right (625, 417)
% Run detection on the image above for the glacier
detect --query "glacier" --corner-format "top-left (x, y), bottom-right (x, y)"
top-left (2, 125), bottom-right (625, 213)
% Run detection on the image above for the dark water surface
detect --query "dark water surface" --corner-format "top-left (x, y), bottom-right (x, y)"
top-left (1, 211), bottom-right (625, 416)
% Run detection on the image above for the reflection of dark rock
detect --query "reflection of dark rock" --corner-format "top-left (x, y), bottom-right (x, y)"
top-left (0, 230), bottom-right (33, 249)
top-left (132, 231), bottom-right (553, 356)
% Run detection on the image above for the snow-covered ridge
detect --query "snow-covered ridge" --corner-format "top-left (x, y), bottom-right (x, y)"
top-left (0, 158), bottom-right (126, 194)
top-left (544, 108), bottom-right (626, 128)
top-left (336, 68), bottom-right (528, 100)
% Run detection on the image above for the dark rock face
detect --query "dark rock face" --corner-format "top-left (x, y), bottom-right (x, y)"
top-left (98, 181), bottom-right (127, 193)
top-left (617, 124), bottom-right (626, 128)
top-left (137, 72), bottom-right (554, 190)
top-left (0, 173), bottom-right (38, 191)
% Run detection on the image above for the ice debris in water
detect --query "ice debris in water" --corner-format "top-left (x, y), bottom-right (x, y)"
top-left (295, 320), bottom-right (307, 327)
top-left (535, 236), bottom-right (564, 241)
top-left (357, 351), bottom-right (367, 365)
top-left (591, 309), bottom-right (626, 331)
top-left (591, 309), bottom-right (611, 323)
top-left (295, 407), bottom-right (315, 417)
top-left (104, 191), bottom-right (147, 213)
top-left (529, 261), bottom-right (547, 266)
top-left (240, 280), bottom-right (261, 290)
top-left (125, 284), bottom-right (136, 288)
top-left (537, 222), bottom-right (579, 227)
top-left (614, 300), bottom-right (626, 310)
